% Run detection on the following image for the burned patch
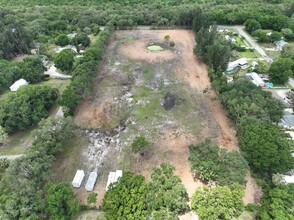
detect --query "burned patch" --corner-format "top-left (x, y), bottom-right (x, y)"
top-left (163, 93), bottom-right (176, 110)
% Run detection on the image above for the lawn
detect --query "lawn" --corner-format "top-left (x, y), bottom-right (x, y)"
top-left (239, 50), bottom-right (259, 58)
top-left (0, 127), bottom-right (35, 155)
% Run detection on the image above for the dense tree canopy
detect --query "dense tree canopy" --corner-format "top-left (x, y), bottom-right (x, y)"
top-left (46, 183), bottom-right (80, 220)
top-left (16, 57), bottom-right (46, 83)
top-left (0, 85), bottom-right (57, 133)
top-left (191, 184), bottom-right (244, 220)
top-left (146, 163), bottom-right (189, 215)
top-left (0, 117), bottom-right (76, 219)
top-left (239, 122), bottom-right (294, 175)
top-left (269, 58), bottom-right (294, 84)
top-left (221, 79), bottom-right (284, 123)
top-left (258, 184), bottom-right (294, 220)
top-left (102, 172), bottom-right (148, 220)
top-left (189, 139), bottom-right (248, 186)
top-left (53, 49), bottom-right (75, 72)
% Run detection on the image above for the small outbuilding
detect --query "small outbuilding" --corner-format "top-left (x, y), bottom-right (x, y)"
top-left (106, 170), bottom-right (123, 191)
top-left (10, 79), bottom-right (29, 92)
top-left (72, 170), bottom-right (85, 188)
top-left (283, 175), bottom-right (294, 184)
top-left (85, 172), bottom-right (98, 191)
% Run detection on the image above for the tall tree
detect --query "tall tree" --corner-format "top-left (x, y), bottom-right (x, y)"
top-left (147, 163), bottom-right (189, 215)
top-left (15, 57), bottom-right (46, 83)
top-left (53, 49), bottom-right (75, 72)
top-left (102, 172), bottom-right (147, 220)
top-left (269, 58), bottom-right (294, 84)
top-left (191, 184), bottom-right (244, 220)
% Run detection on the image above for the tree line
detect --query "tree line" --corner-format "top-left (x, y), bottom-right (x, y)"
top-left (0, 117), bottom-right (78, 219)
top-left (60, 22), bottom-right (114, 116)
top-left (194, 9), bottom-right (294, 219)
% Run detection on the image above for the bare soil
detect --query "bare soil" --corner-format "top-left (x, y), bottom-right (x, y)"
top-left (73, 29), bottom-right (261, 207)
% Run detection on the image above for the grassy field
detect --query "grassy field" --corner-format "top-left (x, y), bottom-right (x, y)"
top-left (239, 50), bottom-right (259, 58)
top-left (0, 128), bottom-right (35, 155)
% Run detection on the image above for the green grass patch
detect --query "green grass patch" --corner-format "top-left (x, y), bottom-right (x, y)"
top-left (0, 127), bottom-right (35, 155)
top-left (239, 50), bottom-right (259, 58)
top-left (53, 133), bottom-right (88, 182)
top-left (147, 45), bottom-right (164, 51)
top-left (122, 65), bottom-right (133, 76)
top-left (39, 78), bottom-right (70, 95)
top-left (143, 68), bottom-right (153, 81)
top-left (236, 36), bottom-right (247, 47)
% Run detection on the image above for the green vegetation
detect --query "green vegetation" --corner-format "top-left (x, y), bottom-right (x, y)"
top-left (54, 49), bottom-right (76, 72)
top-left (191, 184), bottom-right (244, 220)
top-left (102, 172), bottom-right (148, 219)
top-left (102, 164), bottom-right (188, 220)
top-left (87, 192), bottom-right (98, 206)
top-left (130, 135), bottom-right (151, 156)
top-left (46, 183), bottom-right (80, 220)
top-left (147, 45), bottom-right (164, 51)
top-left (239, 122), bottom-right (294, 175)
top-left (0, 117), bottom-right (77, 219)
top-left (0, 85), bottom-right (57, 133)
top-left (269, 58), bottom-right (294, 84)
top-left (189, 139), bottom-right (249, 186)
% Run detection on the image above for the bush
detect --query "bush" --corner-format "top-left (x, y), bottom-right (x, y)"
top-left (130, 135), bottom-right (151, 156)
top-left (189, 139), bottom-right (248, 186)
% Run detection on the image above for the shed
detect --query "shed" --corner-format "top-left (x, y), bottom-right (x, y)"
top-left (106, 172), bottom-right (116, 191)
top-left (283, 175), bottom-right (294, 184)
top-left (105, 170), bottom-right (124, 191)
top-left (114, 170), bottom-right (123, 182)
top-left (72, 170), bottom-right (85, 188)
top-left (10, 79), bottom-right (29, 92)
top-left (85, 172), bottom-right (98, 191)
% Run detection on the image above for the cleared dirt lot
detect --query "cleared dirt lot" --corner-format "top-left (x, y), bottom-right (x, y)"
top-left (65, 29), bottom-right (261, 206)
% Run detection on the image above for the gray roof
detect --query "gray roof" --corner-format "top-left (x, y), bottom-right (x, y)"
top-left (283, 112), bottom-right (294, 127)
top-left (85, 172), bottom-right (98, 191)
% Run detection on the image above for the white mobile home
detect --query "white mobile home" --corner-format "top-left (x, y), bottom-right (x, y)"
top-left (10, 79), bottom-right (29, 92)
top-left (85, 172), bottom-right (98, 191)
top-left (227, 58), bottom-right (248, 71)
top-left (248, 72), bottom-right (265, 87)
top-left (72, 170), bottom-right (85, 188)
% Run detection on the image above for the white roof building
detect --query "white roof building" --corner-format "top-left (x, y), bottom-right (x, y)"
top-left (72, 170), bottom-right (85, 188)
top-left (283, 175), bottom-right (294, 184)
top-left (85, 172), bottom-right (98, 191)
top-left (247, 72), bottom-right (265, 87)
top-left (227, 58), bottom-right (248, 71)
top-left (106, 170), bottom-right (123, 191)
top-left (10, 79), bottom-right (29, 92)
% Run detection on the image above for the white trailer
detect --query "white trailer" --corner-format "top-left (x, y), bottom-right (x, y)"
top-left (72, 170), bottom-right (85, 188)
top-left (85, 172), bottom-right (98, 191)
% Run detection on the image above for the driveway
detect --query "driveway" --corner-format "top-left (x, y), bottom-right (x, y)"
top-left (217, 25), bottom-right (273, 63)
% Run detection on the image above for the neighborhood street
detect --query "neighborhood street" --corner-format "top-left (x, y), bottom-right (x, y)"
top-left (217, 25), bottom-right (273, 63)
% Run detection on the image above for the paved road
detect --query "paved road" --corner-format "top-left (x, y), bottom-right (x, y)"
top-left (0, 154), bottom-right (23, 160)
top-left (217, 25), bottom-right (273, 63)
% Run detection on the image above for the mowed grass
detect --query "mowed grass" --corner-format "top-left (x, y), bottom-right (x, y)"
top-left (53, 132), bottom-right (88, 182)
top-left (0, 127), bottom-right (35, 155)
